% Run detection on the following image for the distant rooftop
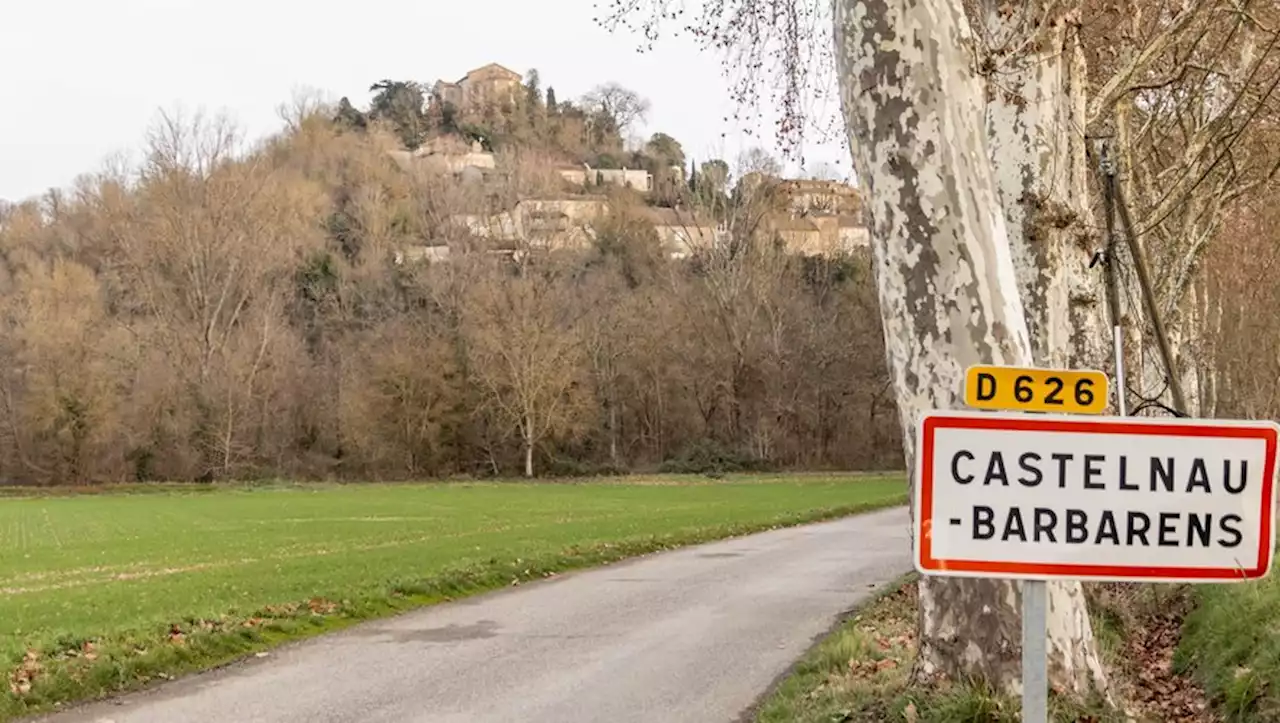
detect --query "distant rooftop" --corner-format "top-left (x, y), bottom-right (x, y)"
top-left (438, 63), bottom-right (523, 87)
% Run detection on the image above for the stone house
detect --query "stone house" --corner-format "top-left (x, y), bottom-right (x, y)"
top-left (554, 164), bottom-right (588, 186)
top-left (593, 168), bottom-right (653, 192)
top-left (416, 138), bottom-right (495, 174)
top-left (555, 164), bottom-right (654, 193)
top-left (836, 216), bottom-right (871, 250)
top-left (733, 173), bottom-right (869, 257)
top-left (739, 173), bottom-right (864, 217)
top-left (778, 178), bottom-right (863, 216)
top-left (386, 135), bottom-right (495, 180)
top-left (772, 216), bottom-right (822, 255)
top-left (433, 63), bottom-right (523, 110)
top-left (453, 211), bottom-right (522, 243)
top-left (394, 245), bottom-right (451, 265)
top-left (517, 196), bottom-right (611, 224)
top-left (769, 213), bottom-right (869, 256)
top-left (517, 197), bottom-right (608, 250)
top-left (442, 196), bottom-right (723, 257)
top-left (448, 196), bottom-right (610, 252)
top-left (640, 206), bottom-right (718, 257)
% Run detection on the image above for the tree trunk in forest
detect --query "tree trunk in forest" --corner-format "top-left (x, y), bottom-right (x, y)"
top-left (523, 415), bottom-right (535, 478)
top-left (609, 398), bottom-right (619, 466)
top-left (833, 0), bottom-right (1107, 698)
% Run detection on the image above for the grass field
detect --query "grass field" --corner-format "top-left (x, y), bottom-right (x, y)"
top-left (0, 473), bottom-right (904, 719)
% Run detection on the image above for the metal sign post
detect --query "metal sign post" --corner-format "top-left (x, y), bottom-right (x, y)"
top-left (1020, 356), bottom-right (1121, 720)
top-left (1022, 579), bottom-right (1047, 722)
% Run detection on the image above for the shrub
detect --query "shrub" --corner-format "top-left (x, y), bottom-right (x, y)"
top-left (658, 439), bottom-right (771, 475)
top-left (542, 457), bottom-right (627, 478)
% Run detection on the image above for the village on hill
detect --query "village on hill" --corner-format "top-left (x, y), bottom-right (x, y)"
top-left (0, 59), bottom-right (897, 491)
top-left (335, 62), bottom-right (869, 265)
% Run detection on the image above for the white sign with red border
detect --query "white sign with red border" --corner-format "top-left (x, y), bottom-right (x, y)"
top-left (914, 410), bottom-right (1280, 583)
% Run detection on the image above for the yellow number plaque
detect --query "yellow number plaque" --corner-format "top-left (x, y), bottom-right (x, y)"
top-left (964, 365), bottom-right (1109, 415)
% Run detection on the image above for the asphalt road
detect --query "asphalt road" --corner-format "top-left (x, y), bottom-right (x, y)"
top-left (36, 506), bottom-right (911, 723)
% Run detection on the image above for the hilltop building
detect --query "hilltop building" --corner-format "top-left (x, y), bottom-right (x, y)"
top-left (433, 63), bottom-right (524, 110)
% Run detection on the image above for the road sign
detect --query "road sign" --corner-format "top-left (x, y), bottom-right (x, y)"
top-left (914, 410), bottom-right (1279, 582)
top-left (964, 365), bottom-right (1109, 415)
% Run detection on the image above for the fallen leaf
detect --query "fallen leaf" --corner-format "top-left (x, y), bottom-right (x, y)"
top-left (903, 701), bottom-right (919, 723)
top-left (306, 598), bottom-right (339, 615)
top-left (8, 650), bottom-right (42, 696)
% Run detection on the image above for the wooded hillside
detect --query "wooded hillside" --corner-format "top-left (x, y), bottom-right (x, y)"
top-left (0, 91), bottom-right (896, 485)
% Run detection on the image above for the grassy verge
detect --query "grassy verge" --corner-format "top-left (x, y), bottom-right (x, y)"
top-left (755, 576), bottom-right (1125, 723)
top-left (0, 474), bottom-right (904, 720)
top-left (1083, 582), bottom-right (1217, 722)
top-left (1177, 575), bottom-right (1280, 721)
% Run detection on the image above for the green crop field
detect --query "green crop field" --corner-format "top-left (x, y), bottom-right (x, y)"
top-left (0, 473), bottom-right (904, 719)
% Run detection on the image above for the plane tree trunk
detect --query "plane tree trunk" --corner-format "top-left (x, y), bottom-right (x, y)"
top-left (833, 0), bottom-right (1108, 699)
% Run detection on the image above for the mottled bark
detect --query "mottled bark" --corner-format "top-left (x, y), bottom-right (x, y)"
top-left (833, 0), bottom-right (1106, 698)
top-left (979, 5), bottom-right (1111, 694)
top-left (982, 4), bottom-right (1106, 372)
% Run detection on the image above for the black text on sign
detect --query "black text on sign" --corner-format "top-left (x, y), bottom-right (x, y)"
top-left (914, 411), bottom-right (1280, 582)
top-left (964, 365), bottom-right (1109, 415)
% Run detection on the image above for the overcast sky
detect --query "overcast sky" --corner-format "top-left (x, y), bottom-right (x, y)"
top-left (0, 0), bottom-right (850, 203)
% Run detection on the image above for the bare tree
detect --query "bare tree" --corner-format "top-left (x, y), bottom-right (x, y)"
top-left (581, 82), bottom-right (652, 135)
top-left (1202, 197), bottom-right (1280, 421)
top-left (463, 259), bottom-right (591, 477)
top-left (802, 161), bottom-right (843, 181)
top-left (341, 316), bottom-right (462, 477)
top-left (0, 258), bottom-right (126, 483)
top-left (108, 110), bottom-right (323, 479)
top-left (1079, 0), bottom-right (1280, 415)
top-left (679, 172), bottom-right (789, 448)
top-left (734, 146), bottom-right (782, 177)
top-left (277, 86), bottom-right (335, 135)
